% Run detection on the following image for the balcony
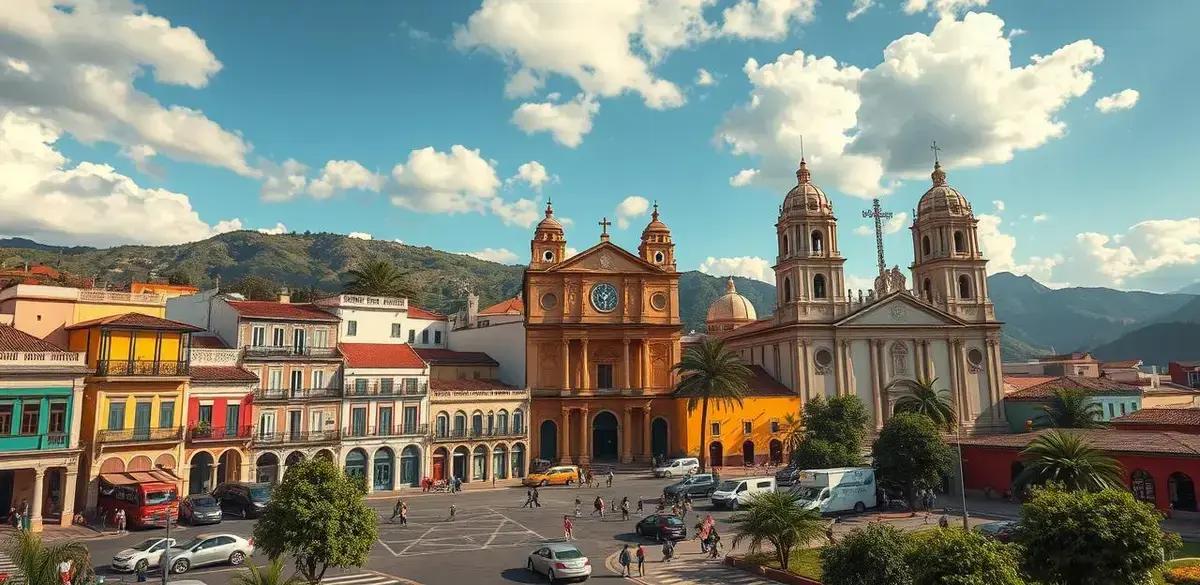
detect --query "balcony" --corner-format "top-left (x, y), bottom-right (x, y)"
top-left (432, 426), bottom-right (527, 442)
top-left (242, 345), bottom-right (339, 359)
top-left (96, 359), bottom-right (189, 377)
top-left (0, 432), bottom-right (68, 451)
top-left (342, 423), bottom-right (428, 440)
top-left (0, 351), bottom-right (86, 369)
top-left (187, 426), bottom-right (253, 442)
top-left (252, 430), bottom-right (340, 446)
top-left (98, 427), bottom-right (183, 443)
top-left (253, 387), bottom-right (343, 401)
top-left (343, 382), bottom-right (427, 398)
top-left (316, 294), bottom-right (408, 310)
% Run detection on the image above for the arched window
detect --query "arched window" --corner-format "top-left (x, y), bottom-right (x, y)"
top-left (783, 278), bottom-right (793, 302)
top-left (922, 235), bottom-right (931, 257)
top-left (1131, 469), bottom-right (1156, 504)
top-left (513, 409), bottom-right (525, 433)
top-left (486, 411), bottom-right (495, 434)
top-left (435, 412), bottom-right (449, 438)
top-left (471, 411), bottom-right (484, 435)
top-left (782, 234), bottom-right (789, 255)
top-left (453, 411), bottom-right (467, 436)
top-left (954, 231), bottom-right (966, 253)
top-left (811, 230), bottom-right (824, 253)
top-left (923, 278), bottom-right (933, 302)
top-left (813, 274), bottom-right (827, 299)
top-left (497, 410), bottom-right (509, 434)
top-left (958, 275), bottom-right (972, 299)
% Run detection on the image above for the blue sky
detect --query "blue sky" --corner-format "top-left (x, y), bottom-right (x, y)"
top-left (1, 0), bottom-right (1197, 293)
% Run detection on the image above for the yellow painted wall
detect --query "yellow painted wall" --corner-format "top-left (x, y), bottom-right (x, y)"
top-left (68, 328), bottom-right (185, 367)
top-left (90, 381), bottom-right (187, 431)
top-left (676, 395), bottom-right (801, 462)
top-left (74, 302), bottom-right (164, 323)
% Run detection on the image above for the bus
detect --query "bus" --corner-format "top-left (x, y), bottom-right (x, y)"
top-left (98, 473), bottom-right (179, 529)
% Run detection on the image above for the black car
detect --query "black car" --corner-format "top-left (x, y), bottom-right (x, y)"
top-left (212, 482), bottom-right (272, 518)
top-left (179, 494), bottom-right (222, 525)
top-left (663, 473), bottom-right (720, 499)
top-left (775, 465), bottom-right (802, 487)
top-left (635, 514), bottom-right (687, 542)
top-left (975, 520), bottom-right (1019, 543)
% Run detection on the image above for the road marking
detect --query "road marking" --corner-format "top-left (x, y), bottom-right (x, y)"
top-left (0, 550), bottom-right (24, 585)
top-left (377, 507), bottom-right (547, 557)
top-left (397, 527), bottom-right (435, 555)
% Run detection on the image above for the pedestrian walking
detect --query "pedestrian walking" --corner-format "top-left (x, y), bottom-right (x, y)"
top-left (606, 470), bottom-right (614, 488)
top-left (707, 531), bottom-right (722, 559)
top-left (455, 476), bottom-right (463, 492)
top-left (116, 508), bottom-right (127, 533)
top-left (574, 496), bottom-right (581, 518)
top-left (925, 490), bottom-right (937, 512)
top-left (448, 504), bottom-right (457, 522)
top-left (824, 520), bottom-right (835, 545)
top-left (135, 562), bottom-right (147, 583)
top-left (399, 501), bottom-right (408, 526)
top-left (636, 496), bottom-right (644, 514)
top-left (391, 498), bottom-right (403, 523)
top-left (592, 496), bottom-right (604, 518)
top-left (620, 497), bottom-right (630, 521)
top-left (533, 487), bottom-right (542, 507)
top-left (635, 544), bottom-right (646, 576)
top-left (682, 499), bottom-right (692, 522)
top-left (563, 515), bottom-right (574, 540)
top-left (523, 489), bottom-right (534, 509)
top-left (618, 544), bottom-right (632, 577)
top-left (661, 539), bottom-right (675, 563)
top-left (938, 514), bottom-right (949, 529)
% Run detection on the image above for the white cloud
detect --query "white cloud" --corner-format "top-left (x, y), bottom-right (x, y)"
top-left (347, 232), bottom-right (373, 240)
top-left (854, 211), bottom-right (910, 236)
top-left (1068, 219), bottom-right (1200, 288)
top-left (992, 200), bottom-right (1005, 212)
top-left (508, 160), bottom-right (552, 190)
top-left (259, 159), bottom-right (309, 202)
top-left (119, 144), bottom-right (160, 176)
top-left (698, 256), bottom-right (774, 283)
top-left (256, 223), bottom-right (289, 235)
top-left (695, 68), bottom-right (716, 86)
top-left (615, 195), bottom-right (651, 229)
top-left (718, 12), bottom-right (1104, 198)
top-left (0, 111), bottom-right (240, 246)
top-left (721, 0), bottom-right (816, 40)
top-left (511, 94), bottom-right (599, 148)
top-left (845, 274), bottom-right (876, 293)
top-left (490, 197), bottom-right (541, 228)
top-left (847, 0), bottom-right (875, 20)
top-left (466, 247), bottom-right (520, 264)
top-left (1007, 28), bottom-right (1027, 39)
top-left (729, 168), bottom-right (759, 187)
top-left (976, 213), bottom-right (1061, 282)
top-left (1033, 213), bottom-right (1049, 222)
top-left (564, 247), bottom-right (579, 259)
top-left (504, 68), bottom-right (544, 99)
top-left (390, 145), bottom-right (501, 213)
top-left (308, 160), bottom-right (384, 199)
top-left (903, 0), bottom-right (989, 17)
top-left (0, 0), bottom-right (255, 175)
top-left (1095, 89), bottom-right (1140, 113)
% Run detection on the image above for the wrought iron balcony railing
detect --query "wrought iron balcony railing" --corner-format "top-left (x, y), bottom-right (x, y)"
top-left (242, 345), bottom-right (339, 359)
top-left (98, 427), bottom-right (183, 443)
top-left (343, 382), bottom-right (428, 398)
top-left (341, 423), bottom-right (428, 439)
top-left (187, 425), bottom-right (253, 442)
top-left (253, 387), bottom-right (343, 401)
top-left (251, 430), bottom-right (340, 445)
top-left (432, 426), bottom-right (526, 442)
top-left (97, 360), bottom-right (188, 376)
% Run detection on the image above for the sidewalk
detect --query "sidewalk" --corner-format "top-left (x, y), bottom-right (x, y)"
top-left (607, 537), bottom-right (775, 585)
top-left (0, 523), bottom-right (107, 543)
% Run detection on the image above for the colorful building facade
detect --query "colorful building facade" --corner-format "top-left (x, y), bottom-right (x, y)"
top-left (184, 340), bottom-right (258, 493)
top-left (1002, 375), bottom-right (1142, 432)
top-left (0, 285), bottom-right (166, 347)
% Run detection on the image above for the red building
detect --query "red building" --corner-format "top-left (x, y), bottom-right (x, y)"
top-left (955, 428), bottom-right (1200, 513)
top-left (184, 336), bottom-right (259, 493)
top-left (1111, 408), bottom-right (1200, 434)
top-left (1169, 361), bottom-right (1200, 389)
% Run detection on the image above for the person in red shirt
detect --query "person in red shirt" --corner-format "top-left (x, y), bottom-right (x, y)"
top-left (563, 515), bottom-right (574, 540)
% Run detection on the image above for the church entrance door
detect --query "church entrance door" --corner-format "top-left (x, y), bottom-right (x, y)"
top-left (709, 442), bottom-right (723, 467)
top-left (591, 411), bottom-right (619, 461)
top-left (742, 441), bottom-right (755, 465)
top-left (651, 418), bottom-right (669, 459)
top-left (540, 420), bottom-right (558, 461)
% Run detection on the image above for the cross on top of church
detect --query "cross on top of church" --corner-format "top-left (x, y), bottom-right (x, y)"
top-left (931, 140), bottom-right (942, 163)
top-left (862, 198), bottom-right (895, 277)
top-left (599, 217), bottom-right (612, 241)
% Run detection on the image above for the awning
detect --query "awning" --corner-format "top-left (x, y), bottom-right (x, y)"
top-left (100, 469), bottom-right (181, 486)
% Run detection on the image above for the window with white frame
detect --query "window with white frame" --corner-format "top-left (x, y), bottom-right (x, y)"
top-left (272, 327), bottom-right (285, 347)
top-left (391, 324), bottom-right (403, 338)
top-left (251, 326), bottom-right (266, 347)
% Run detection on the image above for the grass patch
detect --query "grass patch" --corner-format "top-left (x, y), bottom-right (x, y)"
top-left (741, 547), bottom-right (825, 580)
top-left (1175, 541), bottom-right (1200, 560)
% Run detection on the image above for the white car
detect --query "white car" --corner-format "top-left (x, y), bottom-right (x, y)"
top-left (527, 542), bottom-right (591, 583)
top-left (111, 537), bottom-right (177, 573)
top-left (653, 457), bottom-right (699, 478)
top-left (167, 534), bottom-right (254, 574)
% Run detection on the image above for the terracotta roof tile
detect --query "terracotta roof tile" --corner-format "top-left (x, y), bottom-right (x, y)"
top-left (1003, 376), bottom-right (1057, 392)
top-left (1173, 361), bottom-right (1200, 369)
top-left (1112, 408), bottom-right (1200, 428)
top-left (66, 312), bottom-right (203, 332)
top-left (226, 300), bottom-right (339, 322)
top-left (339, 343), bottom-right (426, 369)
top-left (479, 296), bottom-right (524, 316)
top-left (1101, 359), bottom-right (1142, 369)
top-left (406, 306), bottom-right (447, 321)
top-left (191, 334), bottom-right (230, 349)
top-left (0, 325), bottom-right (69, 352)
top-left (412, 348), bottom-right (498, 366)
top-left (189, 365), bottom-right (259, 383)
top-left (430, 378), bottom-right (519, 391)
top-left (1004, 375), bottom-right (1141, 401)
top-left (744, 365), bottom-right (796, 397)
top-left (954, 428), bottom-right (1200, 457)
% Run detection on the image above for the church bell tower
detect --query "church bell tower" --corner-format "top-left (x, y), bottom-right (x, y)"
top-left (774, 159), bottom-right (847, 322)
top-left (530, 200), bottom-right (567, 269)
top-left (638, 203), bottom-right (675, 271)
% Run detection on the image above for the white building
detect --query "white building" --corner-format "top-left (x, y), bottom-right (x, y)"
top-left (315, 294), bottom-right (448, 348)
top-left (448, 295), bottom-right (526, 388)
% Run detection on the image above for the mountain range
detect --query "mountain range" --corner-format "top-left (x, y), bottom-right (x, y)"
top-left (1, 233), bottom-right (1196, 366)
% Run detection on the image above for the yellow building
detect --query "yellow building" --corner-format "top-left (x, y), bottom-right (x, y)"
top-left (66, 312), bottom-right (201, 511)
top-left (674, 365), bottom-right (799, 466)
top-left (0, 284), bottom-right (166, 348)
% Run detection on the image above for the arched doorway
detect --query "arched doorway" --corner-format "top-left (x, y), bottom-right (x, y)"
top-left (345, 449), bottom-right (367, 482)
top-left (1131, 470), bottom-right (1155, 504)
top-left (315, 449), bottom-right (334, 461)
top-left (373, 448), bottom-right (394, 492)
top-left (285, 451), bottom-right (305, 466)
top-left (255, 453), bottom-right (279, 484)
top-left (768, 440), bottom-right (783, 465)
top-left (188, 452), bottom-right (214, 494)
top-left (539, 420), bottom-right (558, 461)
top-left (493, 445), bottom-right (509, 479)
top-left (651, 418), bottom-right (669, 460)
top-left (742, 441), bottom-right (755, 465)
top-left (1010, 461), bottom-right (1025, 486)
top-left (400, 445), bottom-right (420, 487)
top-left (452, 446), bottom-right (469, 481)
top-left (217, 450), bottom-right (241, 484)
top-left (128, 456), bottom-right (152, 472)
top-left (709, 442), bottom-right (724, 467)
top-left (592, 412), bottom-right (619, 461)
top-left (511, 443), bottom-right (527, 478)
top-left (472, 445), bottom-right (489, 481)
top-left (1169, 472), bottom-right (1197, 511)
top-left (432, 447), bottom-right (449, 482)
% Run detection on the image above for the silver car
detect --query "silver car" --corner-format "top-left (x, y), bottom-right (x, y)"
top-left (167, 534), bottom-right (254, 574)
top-left (111, 537), bottom-right (176, 573)
top-left (526, 542), bottom-right (591, 583)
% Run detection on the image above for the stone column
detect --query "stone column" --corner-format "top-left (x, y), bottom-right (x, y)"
top-left (561, 408), bottom-right (571, 463)
top-left (924, 340), bottom-right (935, 380)
top-left (240, 462), bottom-right (252, 482)
top-left (579, 406), bottom-right (591, 465)
top-left (210, 463), bottom-right (220, 493)
top-left (31, 467), bottom-right (45, 532)
top-left (641, 341), bottom-right (651, 388)
top-left (800, 340), bottom-right (811, 403)
top-left (580, 339), bottom-right (590, 390)
top-left (642, 405), bottom-right (652, 461)
top-left (989, 340), bottom-right (1007, 422)
top-left (562, 340), bottom-right (571, 390)
top-left (623, 339), bottom-right (632, 389)
top-left (364, 452), bottom-right (375, 493)
top-left (947, 339), bottom-right (963, 425)
top-left (868, 339), bottom-right (883, 430)
top-left (621, 407), bottom-right (633, 463)
top-left (60, 470), bottom-right (77, 527)
top-left (956, 339), bottom-right (973, 422)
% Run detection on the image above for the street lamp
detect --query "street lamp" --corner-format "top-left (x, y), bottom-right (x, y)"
top-left (953, 424), bottom-right (969, 530)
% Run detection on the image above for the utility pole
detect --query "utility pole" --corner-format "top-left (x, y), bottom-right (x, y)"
top-left (861, 198), bottom-right (894, 277)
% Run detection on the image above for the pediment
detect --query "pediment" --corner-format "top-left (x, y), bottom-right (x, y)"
top-left (835, 292), bottom-right (966, 328)
top-left (547, 241), bottom-right (661, 274)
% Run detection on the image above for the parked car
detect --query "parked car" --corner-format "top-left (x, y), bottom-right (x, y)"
top-left (662, 473), bottom-right (720, 499)
top-left (653, 457), bottom-right (699, 478)
top-left (710, 477), bottom-right (776, 510)
top-left (526, 542), bottom-right (591, 583)
top-left (524, 465), bottom-right (580, 487)
top-left (180, 494), bottom-right (223, 525)
top-left (634, 514), bottom-right (687, 542)
top-left (975, 520), bottom-right (1019, 543)
top-left (167, 534), bottom-right (254, 574)
top-left (111, 537), bottom-right (176, 573)
top-left (211, 482), bottom-right (272, 518)
top-left (775, 465), bottom-right (802, 486)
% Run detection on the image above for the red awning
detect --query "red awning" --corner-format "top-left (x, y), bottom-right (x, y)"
top-left (100, 469), bottom-right (181, 486)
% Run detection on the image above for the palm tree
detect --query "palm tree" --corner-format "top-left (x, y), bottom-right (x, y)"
top-left (780, 412), bottom-right (805, 461)
top-left (232, 558), bottom-right (308, 585)
top-left (672, 337), bottom-right (752, 472)
top-left (3, 529), bottom-right (93, 585)
top-left (1036, 388), bottom-right (1106, 428)
top-left (728, 490), bottom-right (826, 571)
top-left (1013, 429), bottom-right (1123, 492)
top-left (889, 376), bottom-right (956, 431)
top-left (342, 259), bottom-right (416, 299)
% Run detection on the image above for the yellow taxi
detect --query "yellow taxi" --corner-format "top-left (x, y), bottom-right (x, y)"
top-left (524, 465), bottom-right (581, 487)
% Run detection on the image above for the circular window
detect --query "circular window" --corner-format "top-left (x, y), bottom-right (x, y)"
top-left (542, 250), bottom-right (555, 262)
top-left (967, 348), bottom-right (984, 367)
top-left (650, 292), bottom-right (667, 311)
top-left (539, 293), bottom-right (558, 310)
top-left (654, 251), bottom-right (665, 263)
top-left (814, 349), bottom-right (833, 368)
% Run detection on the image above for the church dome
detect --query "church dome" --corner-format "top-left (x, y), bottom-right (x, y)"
top-left (642, 203), bottom-right (671, 237)
top-left (782, 160), bottom-right (832, 216)
top-left (706, 278), bottom-right (757, 330)
top-left (917, 162), bottom-right (973, 218)
top-left (535, 201), bottom-right (564, 235)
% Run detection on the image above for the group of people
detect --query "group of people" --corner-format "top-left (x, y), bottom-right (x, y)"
top-left (420, 475), bottom-right (463, 493)
top-left (616, 543), bottom-right (651, 577)
top-left (92, 505), bottom-right (128, 533)
top-left (573, 468), bottom-right (615, 489)
top-left (522, 487), bottom-right (543, 508)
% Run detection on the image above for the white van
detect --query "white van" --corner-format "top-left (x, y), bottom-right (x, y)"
top-left (792, 467), bottom-right (877, 514)
top-left (653, 457), bottom-right (699, 478)
top-left (710, 476), bottom-right (775, 509)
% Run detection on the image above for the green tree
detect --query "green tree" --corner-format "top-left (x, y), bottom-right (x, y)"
top-left (728, 490), bottom-right (825, 571)
top-left (342, 259), bottom-right (417, 299)
top-left (821, 523), bottom-right (913, 585)
top-left (252, 457), bottom-right (378, 583)
top-left (3, 529), bottom-right (94, 585)
top-left (791, 437), bottom-right (862, 470)
top-left (780, 412), bottom-right (805, 459)
top-left (792, 395), bottom-right (869, 469)
top-left (889, 377), bottom-right (956, 431)
top-left (223, 275), bottom-right (279, 301)
top-left (672, 337), bottom-right (752, 471)
top-left (1013, 429), bottom-right (1123, 492)
top-left (1018, 485), bottom-right (1179, 585)
top-left (232, 558), bottom-right (308, 585)
top-left (907, 528), bottom-right (1023, 585)
top-left (1036, 387), bottom-right (1106, 428)
top-left (872, 412), bottom-right (953, 509)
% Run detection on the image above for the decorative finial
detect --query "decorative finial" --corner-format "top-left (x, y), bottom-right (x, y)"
top-left (725, 277), bottom-right (737, 294)
top-left (544, 198), bottom-right (554, 217)
top-left (598, 217), bottom-right (611, 241)
top-left (796, 159), bottom-right (811, 185)
top-left (651, 200), bottom-right (660, 221)
top-left (930, 141), bottom-right (947, 186)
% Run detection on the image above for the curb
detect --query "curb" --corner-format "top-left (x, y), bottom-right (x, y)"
top-left (604, 550), bottom-right (650, 584)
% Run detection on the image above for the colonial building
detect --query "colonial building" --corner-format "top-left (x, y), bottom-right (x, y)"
top-left (449, 295), bottom-right (527, 388)
top-left (0, 284), bottom-right (167, 347)
top-left (0, 323), bottom-right (89, 531)
top-left (1002, 375), bottom-right (1142, 432)
top-left (710, 160), bottom-right (1007, 435)
top-left (525, 202), bottom-right (683, 465)
top-left (314, 293), bottom-right (447, 348)
top-left (183, 336), bottom-right (258, 493)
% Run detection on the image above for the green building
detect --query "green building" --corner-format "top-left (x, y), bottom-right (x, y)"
top-left (1003, 375), bottom-right (1142, 432)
